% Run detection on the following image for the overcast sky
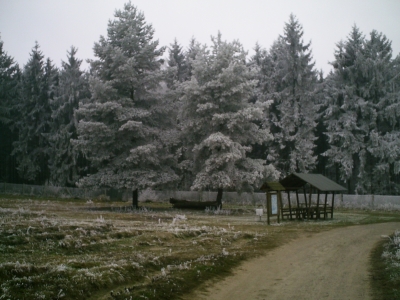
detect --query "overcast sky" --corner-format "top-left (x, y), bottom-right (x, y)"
top-left (1, 0), bottom-right (399, 75)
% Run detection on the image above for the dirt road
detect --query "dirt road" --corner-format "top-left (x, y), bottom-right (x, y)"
top-left (186, 222), bottom-right (399, 300)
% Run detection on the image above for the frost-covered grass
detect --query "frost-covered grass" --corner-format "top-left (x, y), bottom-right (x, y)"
top-left (382, 230), bottom-right (400, 271)
top-left (370, 230), bottom-right (400, 300)
top-left (377, 231), bottom-right (400, 299)
top-left (1, 196), bottom-right (400, 299)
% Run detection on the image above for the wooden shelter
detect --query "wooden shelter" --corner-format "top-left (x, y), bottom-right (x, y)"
top-left (261, 173), bottom-right (347, 222)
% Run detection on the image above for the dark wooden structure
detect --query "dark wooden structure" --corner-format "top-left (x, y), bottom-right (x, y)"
top-left (261, 173), bottom-right (347, 222)
top-left (169, 198), bottom-right (220, 209)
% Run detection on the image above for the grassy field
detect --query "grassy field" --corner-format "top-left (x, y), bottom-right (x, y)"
top-left (1, 195), bottom-right (399, 300)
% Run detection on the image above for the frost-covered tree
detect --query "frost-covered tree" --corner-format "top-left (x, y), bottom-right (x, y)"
top-left (247, 43), bottom-right (275, 159)
top-left (12, 43), bottom-right (57, 184)
top-left (48, 46), bottom-right (90, 187)
top-left (260, 15), bottom-right (319, 176)
top-left (0, 37), bottom-right (20, 182)
top-left (73, 2), bottom-right (178, 207)
top-left (166, 39), bottom-right (188, 88)
top-left (179, 33), bottom-right (278, 206)
top-left (323, 27), bottom-right (400, 194)
top-left (322, 28), bottom-right (365, 192)
top-left (249, 42), bottom-right (273, 100)
top-left (185, 37), bottom-right (201, 79)
top-left (357, 30), bottom-right (400, 194)
top-left (163, 39), bottom-right (195, 189)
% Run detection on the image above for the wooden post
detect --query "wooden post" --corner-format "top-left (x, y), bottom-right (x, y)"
top-left (277, 191), bottom-right (281, 223)
top-left (303, 187), bottom-right (308, 219)
top-left (132, 189), bottom-right (139, 209)
top-left (331, 192), bottom-right (335, 218)
top-left (295, 190), bottom-right (300, 219)
top-left (216, 188), bottom-right (223, 209)
top-left (308, 187), bottom-right (312, 219)
top-left (316, 191), bottom-right (321, 219)
top-left (266, 193), bottom-right (270, 225)
top-left (287, 191), bottom-right (293, 220)
top-left (324, 192), bottom-right (328, 219)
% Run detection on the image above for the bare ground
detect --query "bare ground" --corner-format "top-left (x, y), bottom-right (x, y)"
top-left (183, 222), bottom-right (399, 300)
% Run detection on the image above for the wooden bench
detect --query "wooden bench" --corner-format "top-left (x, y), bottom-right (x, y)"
top-left (281, 206), bottom-right (304, 220)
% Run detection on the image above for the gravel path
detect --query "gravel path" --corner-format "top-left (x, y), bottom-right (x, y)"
top-left (186, 222), bottom-right (399, 300)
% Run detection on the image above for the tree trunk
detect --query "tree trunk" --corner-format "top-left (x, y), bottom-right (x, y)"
top-left (216, 188), bottom-right (223, 209)
top-left (132, 189), bottom-right (139, 209)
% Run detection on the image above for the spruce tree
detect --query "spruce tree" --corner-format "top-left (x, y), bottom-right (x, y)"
top-left (262, 15), bottom-right (318, 176)
top-left (185, 37), bottom-right (201, 79)
top-left (249, 43), bottom-right (272, 98)
top-left (166, 39), bottom-right (188, 87)
top-left (164, 39), bottom-right (193, 189)
top-left (73, 3), bottom-right (178, 206)
top-left (48, 46), bottom-right (90, 186)
top-left (0, 37), bottom-right (20, 182)
top-left (323, 27), bottom-right (400, 194)
top-left (179, 33), bottom-right (278, 206)
top-left (12, 43), bottom-right (56, 184)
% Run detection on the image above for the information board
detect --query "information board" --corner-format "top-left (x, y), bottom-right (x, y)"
top-left (271, 194), bottom-right (278, 215)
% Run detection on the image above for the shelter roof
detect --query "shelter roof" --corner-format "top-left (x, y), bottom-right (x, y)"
top-left (260, 181), bottom-right (286, 192)
top-left (280, 173), bottom-right (347, 192)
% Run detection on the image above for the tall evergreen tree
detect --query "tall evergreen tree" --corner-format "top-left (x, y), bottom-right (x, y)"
top-left (179, 33), bottom-right (278, 206)
top-left (323, 27), bottom-right (367, 193)
top-left (0, 37), bottom-right (20, 182)
top-left (73, 2), bottom-right (178, 207)
top-left (185, 37), bottom-right (201, 79)
top-left (262, 15), bottom-right (319, 176)
top-left (166, 39), bottom-right (188, 87)
top-left (323, 27), bottom-right (400, 194)
top-left (48, 46), bottom-right (90, 186)
top-left (247, 43), bottom-right (276, 160)
top-left (12, 43), bottom-right (57, 184)
top-left (249, 42), bottom-right (273, 99)
top-left (313, 69), bottom-right (329, 176)
top-left (164, 39), bottom-right (192, 189)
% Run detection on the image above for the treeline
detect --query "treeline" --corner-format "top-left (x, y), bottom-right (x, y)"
top-left (1, 3), bottom-right (399, 195)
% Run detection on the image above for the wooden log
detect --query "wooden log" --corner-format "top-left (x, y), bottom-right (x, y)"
top-left (169, 198), bottom-right (219, 209)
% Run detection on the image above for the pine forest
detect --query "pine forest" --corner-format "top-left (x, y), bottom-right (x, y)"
top-left (1, 2), bottom-right (400, 195)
